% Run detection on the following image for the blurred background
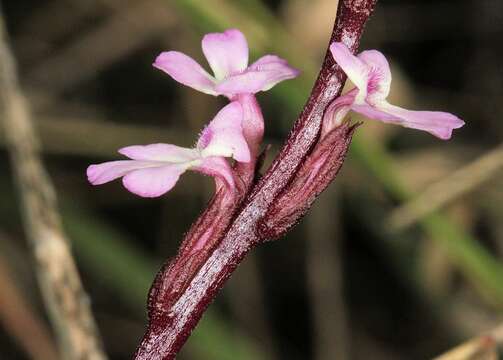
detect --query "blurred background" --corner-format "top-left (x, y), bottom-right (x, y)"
top-left (1, 0), bottom-right (503, 359)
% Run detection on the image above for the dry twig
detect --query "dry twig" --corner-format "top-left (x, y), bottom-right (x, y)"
top-left (0, 250), bottom-right (59, 360)
top-left (0, 8), bottom-right (107, 360)
top-left (389, 143), bottom-right (503, 231)
top-left (26, 0), bottom-right (175, 94)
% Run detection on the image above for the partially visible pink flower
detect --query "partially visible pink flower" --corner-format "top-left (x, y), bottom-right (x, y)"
top-left (87, 102), bottom-right (249, 197)
top-left (324, 42), bottom-right (465, 139)
top-left (153, 29), bottom-right (299, 99)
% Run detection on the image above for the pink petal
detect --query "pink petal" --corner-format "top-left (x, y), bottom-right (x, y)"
top-left (330, 42), bottom-right (369, 92)
top-left (199, 102), bottom-right (250, 162)
top-left (351, 103), bottom-right (402, 122)
top-left (358, 50), bottom-right (392, 101)
top-left (87, 160), bottom-right (157, 185)
top-left (236, 93), bottom-right (265, 157)
top-left (321, 90), bottom-right (358, 134)
top-left (122, 164), bottom-right (186, 198)
top-left (194, 157), bottom-right (235, 189)
top-left (119, 144), bottom-right (199, 163)
top-left (352, 102), bottom-right (465, 139)
top-left (153, 51), bottom-right (217, 95)
top-left (215, 56), bottom-right (300, 96)
top-left (202, 29), bottom-right (249, 80)
top-left (248, 55), bottom-right (300, 90)
top-left (215, 71), bottom-right (272, 96)
top-left (378, 103), bottom-right (465, 139)
top-left (249, 55), bottom-right (300, 79)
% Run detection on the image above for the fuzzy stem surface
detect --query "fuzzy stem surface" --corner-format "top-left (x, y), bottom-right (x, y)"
top-left (135, 1), bottom-right (378, 358)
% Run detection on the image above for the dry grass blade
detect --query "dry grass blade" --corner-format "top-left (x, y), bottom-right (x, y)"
top-left (0, 8), bottom-right (107, 360)
top-left (0, 112), bottom-right (273, 159)
top-left (389, 143), bottom-right (503, 231)
top-left (0, 250), bottom-right (59, 360)
top-left (26, 0), bottom-right (174, 95)
top-left (29, 115), bottom-right (188, 158)
top-left (433, 337), bottom-right (496, 360)
top-left (433, 324), bottom-right (503, 360)
top-left (306, 186), bottom-right (349, 360)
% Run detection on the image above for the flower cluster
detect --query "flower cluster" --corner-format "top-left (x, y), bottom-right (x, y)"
top-left (87, 31), bottom-right (464, 197)
top-left (87, 29), bottom-right (299, 197)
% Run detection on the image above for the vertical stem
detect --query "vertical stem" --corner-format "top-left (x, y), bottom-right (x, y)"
top-left (0, 7), bottom-right (107, 360)
top-left (135, 1), bottom-right (378, 358)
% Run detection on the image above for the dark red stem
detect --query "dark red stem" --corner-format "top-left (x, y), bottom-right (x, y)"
top-left (135, 1), bottom-right (378, 358)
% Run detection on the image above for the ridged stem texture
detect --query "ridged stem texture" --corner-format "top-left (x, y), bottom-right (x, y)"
top-left (135, 1), bottom-right (378, 358)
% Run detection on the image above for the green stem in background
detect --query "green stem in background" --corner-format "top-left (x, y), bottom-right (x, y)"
top-left (353, 136), bottom-right (503, 306)
top-left (172, 0), bottom-right (503, 307)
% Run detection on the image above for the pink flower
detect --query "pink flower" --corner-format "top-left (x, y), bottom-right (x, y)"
top-left (87, 102), bottom-right (249, 197)
top-left (325, 42), bottom-right (465, 139)
top-left (153, 29), bottom-right (299, 98)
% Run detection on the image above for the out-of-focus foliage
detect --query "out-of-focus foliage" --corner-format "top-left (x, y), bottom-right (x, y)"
top-left (0, 0), bottom-right (502, 359)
